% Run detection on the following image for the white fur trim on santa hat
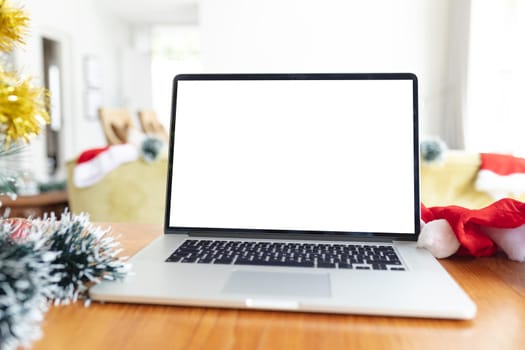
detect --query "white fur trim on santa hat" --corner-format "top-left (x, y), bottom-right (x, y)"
top-left (483, 225), bottom-right (525, 262)
top-left (475, 169), bottom-right (525, 200)
top-left (417, 219), bottom-right (460, 259)
top-left (73, 144), bottom-right (139, 188)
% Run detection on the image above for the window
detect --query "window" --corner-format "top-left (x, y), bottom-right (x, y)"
top-left (465, 0), bottom-right (525, 155)
top-left (151, 25), bottom-right (202, 129)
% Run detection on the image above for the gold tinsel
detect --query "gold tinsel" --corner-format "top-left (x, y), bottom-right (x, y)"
top-left (0, 67), bottom-right (50, 147)
top-left (0, 0), bottom-right (29, 52)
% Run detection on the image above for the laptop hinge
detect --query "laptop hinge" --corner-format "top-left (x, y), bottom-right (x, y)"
top-left (186, 231), bottom-right (393, 243)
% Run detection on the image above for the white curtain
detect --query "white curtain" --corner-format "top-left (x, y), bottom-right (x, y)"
top-left (464, 0), bottom-right (525, 155)
top-left (440, 0), bottom-right (471, 149)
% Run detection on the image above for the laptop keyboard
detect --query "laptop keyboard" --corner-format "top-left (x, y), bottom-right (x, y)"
top-left (166, 240), bottom-right (406, 271)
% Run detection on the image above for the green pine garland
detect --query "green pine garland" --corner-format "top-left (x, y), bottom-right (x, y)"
top-left (0, 212), bottom-right (130, 350)
top-left (0, 137), bottom-right (26, 197)
top-left (140, 136), bottom-right (164, 163)
top-left (420, 137), bottom-right (447, 164)
top-left (35, 212), bottom-right (130, 304)
top-left (0, 221), bottom-right (59, 350)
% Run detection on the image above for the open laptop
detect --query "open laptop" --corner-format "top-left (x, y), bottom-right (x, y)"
top-left (90, 73), bottom-right (476, 319)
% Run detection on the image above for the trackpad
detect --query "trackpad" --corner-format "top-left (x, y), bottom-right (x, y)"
top-left (222, 270), bottom-right (331, 298)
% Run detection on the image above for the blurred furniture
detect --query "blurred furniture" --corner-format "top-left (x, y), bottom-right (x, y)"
top-left (138, 109), bottom-right (169, 142)
top-left (0, 191), bottom-right (69, 218)
top-left (64, 149), bottom-right (521, 224)
top-left (65, 158), bottom-right (167, 224)
top-left (421, 150), bottom-right (525, 208)
top-left (99, 108), bottom-right (134, 144)
top-left (32, 222), bottom-right (525, 350)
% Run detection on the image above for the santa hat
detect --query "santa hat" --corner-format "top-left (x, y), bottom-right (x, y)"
top-left (73, 144), bottom-right (139, 188)
top-left (418, 199), bottom-right (525, 262)
top-left (475, 153), bottom-right (525, 200)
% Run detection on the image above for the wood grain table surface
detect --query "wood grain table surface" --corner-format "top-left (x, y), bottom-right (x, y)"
top-left (33, 222), bottom-right (525, 350)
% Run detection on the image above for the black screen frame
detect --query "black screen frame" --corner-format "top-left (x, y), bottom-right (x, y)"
top-left (164, 73), bottom-right (420, 242)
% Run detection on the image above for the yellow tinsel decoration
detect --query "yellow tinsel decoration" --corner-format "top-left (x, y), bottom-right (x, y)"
top-left (0, 0), bottom-right (29, 52)
top-left (0, 67), bottom-right (50, 147)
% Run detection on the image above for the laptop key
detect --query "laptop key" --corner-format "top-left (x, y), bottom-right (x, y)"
top-left (317, 261), bottom-right (336, 268)
top-left (214, 258), bottom-right (234, 264)
top-left (372, 264), bottom-right (387, 270)
top-left (387, 260), bottom-right (402, 265)
top-left (181, 256), bottom-right (197, 263)
top-left (166, 256), bottom-right (183, 262)
top-left (337, 262), bottom-right (353, 269)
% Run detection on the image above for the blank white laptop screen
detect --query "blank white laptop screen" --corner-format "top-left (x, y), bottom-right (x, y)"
top-left (169, 78), bottom-right (416, 235)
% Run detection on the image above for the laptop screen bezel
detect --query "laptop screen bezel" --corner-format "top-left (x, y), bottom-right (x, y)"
top-left (164, 73), bottom-right (420, 241)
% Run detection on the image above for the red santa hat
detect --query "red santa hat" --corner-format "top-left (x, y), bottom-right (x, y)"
top-left (73, 144), bottom-right (139, 188)
top-left (475, 153), bottom-right (525, 200)
top-left (418, 199), bottom-right (525, 261)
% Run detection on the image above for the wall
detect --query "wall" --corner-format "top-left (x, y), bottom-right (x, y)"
top-left (14, 0), bottom-right (131, 180)
top-left (12, 0), bottom-right (468, 183)
top-left (200, 0), bottom-right (452, 139)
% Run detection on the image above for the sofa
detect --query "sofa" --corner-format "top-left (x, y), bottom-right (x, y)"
top-left (66, 150), bottom-right (525, 224)
top-left (421, 150), bottom-right (525, 208)
top-left (66, 158), bottom-right (168, 224)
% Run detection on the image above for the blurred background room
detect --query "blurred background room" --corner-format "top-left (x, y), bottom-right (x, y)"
top-left (4, 0), bottom-right (525, 222)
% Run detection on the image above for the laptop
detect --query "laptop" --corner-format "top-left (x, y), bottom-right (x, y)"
top-left (90, 73), bottom-right (476, 319)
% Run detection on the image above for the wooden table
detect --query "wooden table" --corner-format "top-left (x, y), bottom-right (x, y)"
top-left (0, 191), bottom-right (68, 218)
top-left (34, 223), bottom-right (525, 350)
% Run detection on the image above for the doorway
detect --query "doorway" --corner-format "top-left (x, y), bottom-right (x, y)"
top-left (42, 37), bottom-right (63, 177)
